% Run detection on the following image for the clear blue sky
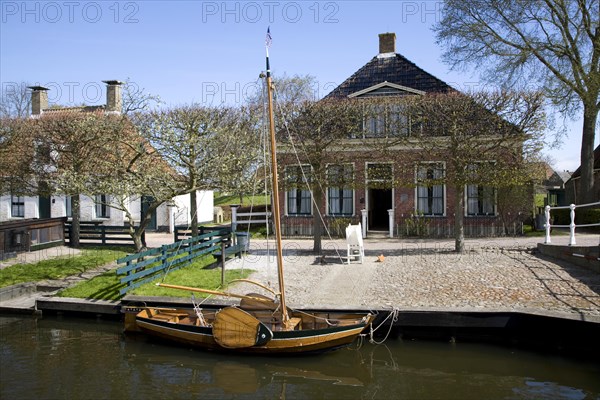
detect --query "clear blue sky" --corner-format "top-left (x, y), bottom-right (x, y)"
top-left (1, 0), bottom-right (584, 172)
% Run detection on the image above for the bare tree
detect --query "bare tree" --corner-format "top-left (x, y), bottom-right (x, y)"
top-left (0, 82), bottom-right (31, 118)
top-left (434, 0), bottom-right (599, 203)
top-left (121, 78), bottom-right (161, 115)
top-left (402, 90), bottom-right (547, 252)
top-left (21, 111), bottom-right (128, 247)
top-left (282, 98), bottom-right (362, 253)
top-left (137, 105), bottom-right (241, 238)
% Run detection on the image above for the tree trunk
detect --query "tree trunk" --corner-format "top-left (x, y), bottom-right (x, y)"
top-left (454, 187), bottom-right (465, 253)
top-left (312, 189), bottom-right (323, 254)
top-left (190, 190), bottom-right (198, 237)
top-left (133, 211), bottom-right (153, 252)
top-left (579, 104), bottom-right (598, 204)
top-left (71, 194), bottom-right (80, 248)
top-left (132, 232), bottom-right (143, 252)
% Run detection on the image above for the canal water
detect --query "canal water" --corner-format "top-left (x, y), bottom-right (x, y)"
top-left (1, 315), bottom-right (599, 400)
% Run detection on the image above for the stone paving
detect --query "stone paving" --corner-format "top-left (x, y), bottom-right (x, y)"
top-left (225, 234), bottom-right (600, 320)
top-left (1, 233), bottom-right (598, 321)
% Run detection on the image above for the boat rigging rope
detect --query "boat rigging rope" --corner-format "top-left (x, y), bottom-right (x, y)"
top-left (272, 85), bottom-right (346, 264)
top-left (191, 294), bottom-right (209, 327)
top-left (365, 308), bottom-right (399, 345)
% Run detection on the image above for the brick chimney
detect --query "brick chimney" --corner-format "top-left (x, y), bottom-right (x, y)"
top-left (28, 86), bottom-right (50, 115)
top-left (378, 32), bottom-right (396, 54)
top-left (103, 80), bottom-right (124, 113)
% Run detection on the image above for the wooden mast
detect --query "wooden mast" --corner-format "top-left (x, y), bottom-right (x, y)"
top-left (265, 30), bottom-right (290, 326)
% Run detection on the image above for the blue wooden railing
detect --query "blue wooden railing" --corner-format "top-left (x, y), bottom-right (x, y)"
top-left (116, 228), bottom-right (231, 295)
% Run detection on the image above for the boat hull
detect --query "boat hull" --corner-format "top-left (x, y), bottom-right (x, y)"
top-left (125, 307), bottom-right (374, 355)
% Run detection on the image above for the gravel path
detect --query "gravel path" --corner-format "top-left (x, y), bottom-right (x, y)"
top-left (225, 235), bottom-right (600, 319)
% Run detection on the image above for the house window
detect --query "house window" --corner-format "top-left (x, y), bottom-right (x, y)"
top-left (416, 164), bottom-right (445, 216)
top-left (95, 195), bottom-right (110, 219)
top-left (466, 185), bottom-right (496, 216)
top-left (364, 103), bottom-right (410, 138)
top-left (367, 163), bottom-right (393, 188)
top-left (327, 164), bottom-right (353, 216)
top-left (465, 163), bottom-right (496, 216)
top-left (65, 197), bottom-right (72, 217)
top-left (364, 104), bottom-right (386, 138)
top-left (286, 166), bottom-right (311, 216)
top-left (11, 195), bottom-right (24, 218)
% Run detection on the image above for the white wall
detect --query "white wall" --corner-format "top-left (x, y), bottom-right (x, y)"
top-left (1, 191), bottom-right (214, 231)
top-left (162, 190), bottom-right (214, 232)
top-left (0, 195), bottom-right (40, 221)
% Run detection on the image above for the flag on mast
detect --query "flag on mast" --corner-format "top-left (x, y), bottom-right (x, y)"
top-left (265, 27), bottom-right (272, 48)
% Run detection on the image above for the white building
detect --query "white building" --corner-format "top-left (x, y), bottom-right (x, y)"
top-left (0, 80), bottom-right (215, 232)
top-left (0, 191), bottom-right (214, 233)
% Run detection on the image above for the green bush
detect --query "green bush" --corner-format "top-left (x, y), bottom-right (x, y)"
top-left (551, 207), bottom-right (600, 226)
top-left (405, 212), bottom-right (431, 237)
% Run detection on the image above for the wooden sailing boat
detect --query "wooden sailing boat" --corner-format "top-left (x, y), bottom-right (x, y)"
top-left (122, 30), bottom-right (374, 354)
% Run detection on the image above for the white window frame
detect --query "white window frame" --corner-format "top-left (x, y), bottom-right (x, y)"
top-left (414, 162), bottom-right (446, 217)
top-left (326, 163), bottom-right (354, 217)
top-left (465, 162), bottom-right (497, 217)
top-left (11, 195), bottom-right (25, 218)
top-left (95, 194), bottom-right (110, 219)
top-left (285, 165), bottom-right (312, 216)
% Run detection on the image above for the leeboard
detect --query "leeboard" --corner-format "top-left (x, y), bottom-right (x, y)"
top-left (212, 307), bottom-right (273, 348)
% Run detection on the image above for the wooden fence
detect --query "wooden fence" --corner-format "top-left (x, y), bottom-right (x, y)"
top-left (173, 225), bottom-right (230, 242)
top-left (280, 216), bottom-right (523, 238)
top-left (116, 228), bottom-right (232, 296)
top-left (64, 222), bottom-right (140, 247)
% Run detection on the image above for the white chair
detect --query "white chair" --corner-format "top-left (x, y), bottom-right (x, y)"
top-left (346, 223), bottom-right (364, 264)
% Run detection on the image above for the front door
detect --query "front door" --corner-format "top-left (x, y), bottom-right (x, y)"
top-left (141, 196), bottom-right (157, 230)
top-left (366, 163), bottom-right (393, 231)
top-left (39, 196), bottom-right (51, 219)
top-left (368, 189), bottom-right (392, 230)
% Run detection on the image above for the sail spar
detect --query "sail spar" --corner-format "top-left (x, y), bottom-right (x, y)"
top-left (264, 27), bottom-right (290, 327)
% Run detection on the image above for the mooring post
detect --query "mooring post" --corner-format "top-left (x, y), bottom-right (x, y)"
top-left (544, 205), bottom-right (551, 244)
top-left (220, 241), bottom-right (225, 286)
top-left (361, 209), bottom-right (367, 239)
top-left (230, 204), bottom-right (239, 232)
top-left (569, 204), bottom-right (576, 246)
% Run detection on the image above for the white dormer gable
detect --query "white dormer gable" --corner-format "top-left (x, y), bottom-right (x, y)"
top-left (347, 81), bottom-right (426, 98)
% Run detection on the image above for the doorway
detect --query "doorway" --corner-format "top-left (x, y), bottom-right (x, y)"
top-left (38, 196), bottom-right (51, 219)
top-left (368, 189), bottom-right (392, 230)
top-left (141, 196), bottom-right (157, 230)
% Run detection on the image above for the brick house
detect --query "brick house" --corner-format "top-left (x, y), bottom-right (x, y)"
top-left (278, 33), bottom-right (530, 238)
top-left (0, 81), bottom-right (213, 232)
top-left (564, 144), bottom-right (600, 205)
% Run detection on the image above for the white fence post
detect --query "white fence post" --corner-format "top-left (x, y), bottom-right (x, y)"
top-left (544, 205), bottom-right (552, 244)
top-left (230, 204), bottom-right (239, 232)
top-left (388, 209), bottom-right (394, 238)
top-left (569, 203), bottom-right (576, 246)
top-left (361, 209), bottom-right (367, 239)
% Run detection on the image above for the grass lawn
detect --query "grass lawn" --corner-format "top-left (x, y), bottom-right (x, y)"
top-left (523, 224), bottom-right (569, 237)
top-left (214, 193), bottom-right (270, 207)
top-left (57, 254), bottom-right (255, 301)
top-left (0, 247), bottom-right (130, 288)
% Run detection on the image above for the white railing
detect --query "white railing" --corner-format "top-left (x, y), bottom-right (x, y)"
top-left (230, 205), bottom-right (271, 232)
top-left (545, 201), bottom-right (600, 245)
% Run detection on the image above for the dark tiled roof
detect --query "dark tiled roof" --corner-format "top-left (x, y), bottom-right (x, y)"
top-left (569, 144), bottom-right (600, 179)
top-left (325, 53), bottom-right (454, 99)
top-left (42, 105), bottom-right (106, 114)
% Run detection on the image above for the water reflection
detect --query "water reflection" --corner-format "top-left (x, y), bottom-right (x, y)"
top-left (1, 316), bottom-right (599, 400)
